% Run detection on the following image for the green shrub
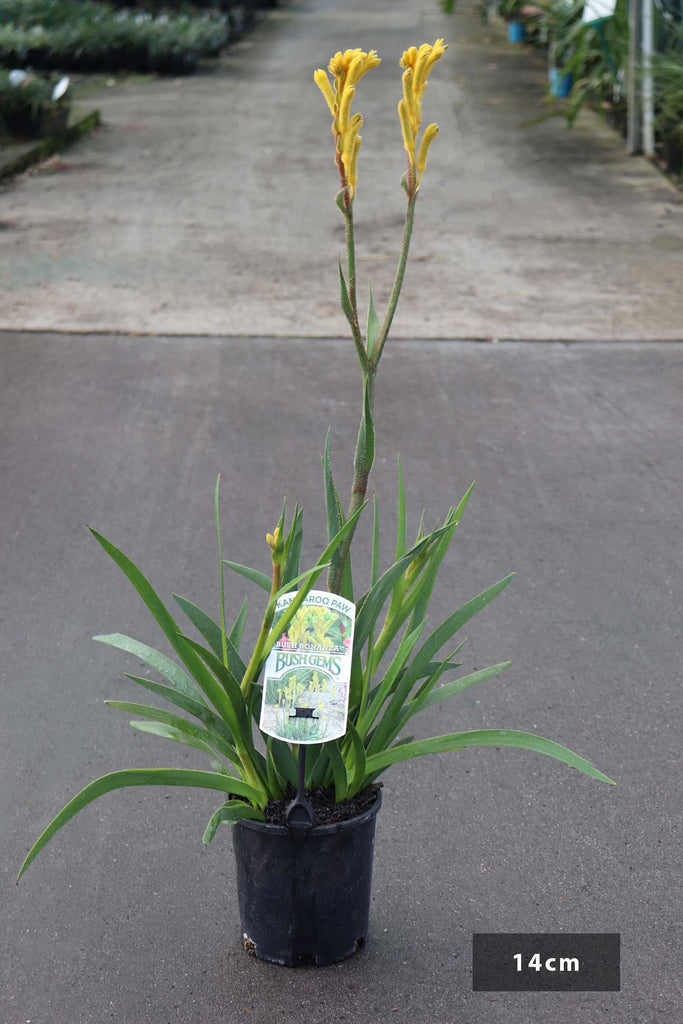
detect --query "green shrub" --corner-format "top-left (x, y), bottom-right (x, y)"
top-left (0, 69), bottom-right (70, 135)
top-left (0, 0), bottom-right (231, 74)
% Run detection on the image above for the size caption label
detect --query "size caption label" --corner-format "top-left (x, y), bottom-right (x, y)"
top-left (472, 933), bottom-right (620, 992)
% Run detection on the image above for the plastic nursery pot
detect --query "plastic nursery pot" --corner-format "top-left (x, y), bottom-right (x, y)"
top-left (507, 20), bottom-right (526, 43)
top-left (232, 789), bottom-right (382, 966)
top-left (4, 105), bottom-right (70, 140)
top-left (549, 68), bottom-right (574, 99)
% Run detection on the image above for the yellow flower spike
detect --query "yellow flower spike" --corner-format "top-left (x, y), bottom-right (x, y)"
top-left (341, 114), bottom-right (363, 196)
top-left (426, 38), bottom-right (448, 69)
top-left (316, 47), bottom-right (381, 200)
top-left (266, 526), bottom-right (280, 551)
top-left (417, 122), bottom-right (439, 183)
top-left (314, 68), bottom-right (336, 115)
top-left (348, 133), bottom-right (362, 195)
top-left (341, 114), bottom-right (361, 155)
top-left (398, 40), bottom-right (448, 188)
top-left (346, 53), bottom-right (364, 86)
top-left (398, 98), bottom-right (414, 162)
top-left (400, 46), bottom-right (417, 70)
top-left (414, 45), bottom-right (431, 93)
top-left (338, 84), bottom-right (355, 133)
top-left (348, 49), bottom-right (381, 85)
top-left (402, 68), bottom-right (417, 124)
top-left (328, 51), bottom-right (344, 76)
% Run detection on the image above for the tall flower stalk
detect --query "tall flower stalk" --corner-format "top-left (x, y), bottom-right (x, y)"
top-left (314, 41), bottom-right (448, 594)
top-left (17, 41), bottom-right (614, 884)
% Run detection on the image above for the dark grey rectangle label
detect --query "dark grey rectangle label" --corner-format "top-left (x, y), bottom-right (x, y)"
top-left (473, 933), bottom-right (620, 991)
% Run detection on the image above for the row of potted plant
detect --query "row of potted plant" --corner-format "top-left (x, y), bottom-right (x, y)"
top-left (483, 0), bottom-right (683, 182)
top-left (651, 28), bottom-right (683, 176)
top-left (0, 0), bottom-right (231, 74)
top-left (104, 0), bottom-right (278, 10)
top-left (0, 68), bottom-right (70, 137)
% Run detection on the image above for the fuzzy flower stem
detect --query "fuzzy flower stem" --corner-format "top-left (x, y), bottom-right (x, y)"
top-left (329, 369), bottom-right (376, 595)
top-left (345, 203), bottom-right (361, 345)
top-left (330, 188), bottom-right (418, 596)
top-left (371, 193), bottom-right (417, 369)
top-left (336, 152), bottom-right (367, 371)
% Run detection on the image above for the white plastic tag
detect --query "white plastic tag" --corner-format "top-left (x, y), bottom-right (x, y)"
top-left (259, 590), bottom-right (356, 744)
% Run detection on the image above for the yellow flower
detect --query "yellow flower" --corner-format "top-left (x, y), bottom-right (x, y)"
top-left (265, 526), bottom-right (280, 550)
top-left (417, 123), bottom-right (439, 180)
top-left (314, 48), bottom-right (381, 198)
top-left (398, 39), bottom-right (447, 186)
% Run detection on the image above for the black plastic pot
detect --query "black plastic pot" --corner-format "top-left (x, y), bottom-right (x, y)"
top-left (232, 790), bottom-right (381, 966)
top-left (3, 105), bottom-right (70, 140)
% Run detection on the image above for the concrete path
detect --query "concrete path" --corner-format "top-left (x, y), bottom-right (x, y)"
top-left (3, 331), bottom-right (682, 1022)
top-left (1, 0), bottom-right (682, 340)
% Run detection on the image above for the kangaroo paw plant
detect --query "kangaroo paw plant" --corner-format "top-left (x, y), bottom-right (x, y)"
top-left (18, 41), bottom-right (614, 966)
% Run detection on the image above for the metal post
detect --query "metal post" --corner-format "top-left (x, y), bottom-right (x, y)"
top-left (627, 0), bottom-right (643, 153)
top-left (642, 0), bottom-right (655, 156)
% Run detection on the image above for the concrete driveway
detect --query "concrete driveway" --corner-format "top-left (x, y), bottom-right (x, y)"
top-left (3, 331), bottom-right (682, 1022)
top-left (0, 0), bottom-right (682, 340)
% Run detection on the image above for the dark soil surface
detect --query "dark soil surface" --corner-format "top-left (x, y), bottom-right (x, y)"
top-left (264, 783), bottom-right (381, 827)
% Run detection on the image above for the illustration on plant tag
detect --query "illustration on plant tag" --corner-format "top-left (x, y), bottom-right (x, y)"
top-left (259, 590), bottom-right (356, 744)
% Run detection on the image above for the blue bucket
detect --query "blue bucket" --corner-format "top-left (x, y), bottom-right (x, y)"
top-left (549, 68), bottom-right (574, 98)
top-left (507, 20), bottom-right (525, 43)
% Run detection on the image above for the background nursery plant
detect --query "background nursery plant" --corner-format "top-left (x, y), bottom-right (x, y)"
top-left (17, 41), bottom-right (614, 889)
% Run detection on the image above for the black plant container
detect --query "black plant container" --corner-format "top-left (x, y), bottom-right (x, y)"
top-left (3, 105), bottom-right (70, 140)
top-left (232, 790), bottom-right (381, 966)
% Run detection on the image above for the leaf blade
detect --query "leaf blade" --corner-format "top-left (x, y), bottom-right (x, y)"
top-left (366, 283), bottom-right (381, 360)
top-left (222, 561), bottom-right (271, 593)
top-left (202, 800), bottom-right (264, 844)
top-left (93, 633), bottom-right (204, 704)
top-left (172, 595), bottom-right (224, 660)
top-left (363, 730), bottom-right (616, 785)
top-left (17, 768), bottom-right (264, 881)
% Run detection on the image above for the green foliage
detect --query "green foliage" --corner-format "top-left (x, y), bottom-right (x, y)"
top-left (499, 0), bottom-right (523, 20)
top-left (18, 462), bottom-right (614, 879)
top-left (538, 0), bottom-right (585, 67)
top-left (0, 70), bottom-right (70, 135)
top-left (652, 26), bottom-right (683, 161)
top-left (16, 37), bottom-right (615, 883)
top-left (0, 0), bottom-right (230, 74)
top-left (0, 72), bottom-right (64, 114)
top-left (534, 0), bottom-right (628, 125)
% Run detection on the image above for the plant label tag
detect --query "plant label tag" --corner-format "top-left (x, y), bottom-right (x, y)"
top-left (259, 590), bottom-right (356, 744)
top-left (582, 0), bottom-right (616, 22)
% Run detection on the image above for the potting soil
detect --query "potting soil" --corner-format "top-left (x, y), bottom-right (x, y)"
top-left (264, 784), bottom-right (381, 826)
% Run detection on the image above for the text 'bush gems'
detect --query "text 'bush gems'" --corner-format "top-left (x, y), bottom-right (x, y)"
top-left (17, 41), bottom-right (614, 883)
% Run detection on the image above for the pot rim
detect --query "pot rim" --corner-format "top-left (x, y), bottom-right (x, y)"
top-left (235, 787), bottom-right (382, 838)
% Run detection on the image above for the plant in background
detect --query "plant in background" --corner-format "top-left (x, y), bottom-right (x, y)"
top-left (538, 0), bottom-right (584, 71)
top-left (0, 70), bottom-right (70, 136)
top-left (0, 0), bottom-right (231, 75)
top-left (499, 0), bottom-right (524, 21)
top-left (550, 0), bottom-right (629, 126)
top-left (652, 25), bottom-right (683, 178)
top-left (18, 40), bottom-right (614, 885)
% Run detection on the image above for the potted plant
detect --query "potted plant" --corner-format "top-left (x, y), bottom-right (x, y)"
top-left (16, 41), bottom-right (614, 967)
top-left (652, 37), bottom-right (683, 180)
top-left (0, 70), bottom-right (70, 138)
top-left (537, 0), bottom-right (582, 98)
top-left (500, 0), bottom-right (527, 42)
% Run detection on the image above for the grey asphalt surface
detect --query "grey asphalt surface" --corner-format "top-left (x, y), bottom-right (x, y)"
top-left (3, 0), bottom-right (683, 1018)
top-left (3, 332), bottom-right (682, 1023)
top-left (1, 0), bottom-right (682, 338)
